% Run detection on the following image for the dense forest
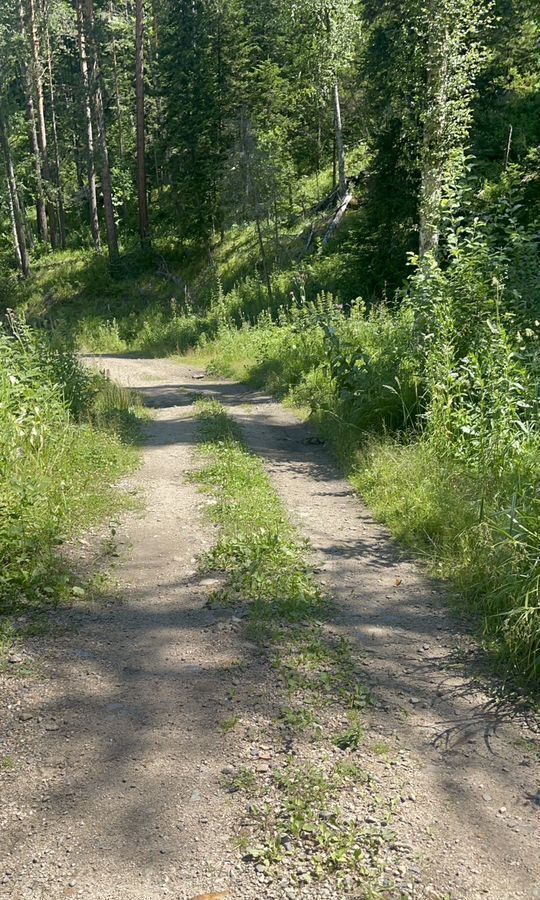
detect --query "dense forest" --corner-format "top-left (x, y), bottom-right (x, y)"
top-left (0, 0), bottom-right (539, 686)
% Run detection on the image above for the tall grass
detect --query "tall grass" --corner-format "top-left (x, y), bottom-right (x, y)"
top-left (0, 315), bottom-right (141, 640)
top-left (185, 211), bottom-right (540, 687)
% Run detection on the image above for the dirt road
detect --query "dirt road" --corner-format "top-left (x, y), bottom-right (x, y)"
top-left (1, 355), bottom-right (539, 900)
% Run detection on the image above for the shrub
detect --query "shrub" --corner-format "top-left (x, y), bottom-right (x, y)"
top-left (0, 315), bottom-right (138, 621)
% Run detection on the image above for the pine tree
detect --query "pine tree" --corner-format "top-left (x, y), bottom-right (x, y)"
top-left (160, 0), bottom-right (245, 242)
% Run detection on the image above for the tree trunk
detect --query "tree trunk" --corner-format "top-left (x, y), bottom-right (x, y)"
top-left (81, 0), bottom-right (119, 267)
top-left (27, 0), bottom-right (59, 248)
top-left (418, 26), bottom-right (449, 260)
top-left (418, 161), bottom-right (442, 259)
top-left (333, 80), bottom-right (346, 198)
top-left (109, 3), bottom-right (126, 163)
top-left (255, 214), bottom-right (272, 303)
top-left (149, 0), bottom-right (166, 188)
top-left (332, 125), bottom-right (337, 191)
top-left (18, 0), bottom-right (48, 244)
top-left (76, 0), bottom-right (101, 252)
top-left (7, 190), bottom-right (23, 273)
top-left (503, 123), bottom-right (512, 170)
top-left (43, 1), bottom-right (66, 248)
top-left (0, 108), bottom-right (31, 278)
top-left (135, 0), bottom-right (150, 247)
top-left (273, 197), bottom-right (280, 253)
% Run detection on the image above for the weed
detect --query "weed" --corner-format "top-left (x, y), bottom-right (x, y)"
top-left (279, 705), bottom-right (318, 733)
top-left (513, 737), bottom-right (540, 759)
top-left (334, 715), bottom-right (365, 751)
top-left (371, 741), bottom-right (392, 757)
top-left (245, 760), bottom-right (392, 886)
top-left (225, 767), bottom-right (257, 794)
top-left (334, 759), bottom-right (369, 782)
top-left (220, 715), bottom-right (241, 733)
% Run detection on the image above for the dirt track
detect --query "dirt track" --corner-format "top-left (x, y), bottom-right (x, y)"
top-left (1, 355), bottom-right (539, 900)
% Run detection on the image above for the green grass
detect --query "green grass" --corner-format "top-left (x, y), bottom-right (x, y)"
top-left (191, 399), bottom-right (394, 891)
top-left (353, 437), bottom-right (540, 689)
top-left (0, 320), bottom-right (144, 659)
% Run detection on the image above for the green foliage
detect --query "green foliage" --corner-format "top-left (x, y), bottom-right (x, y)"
top-left (0, 314), bottom-right (140, 632)
top-left (334, 715), bottom-right (365, 751)
top-left (189, 168), bottom-right (540, 687)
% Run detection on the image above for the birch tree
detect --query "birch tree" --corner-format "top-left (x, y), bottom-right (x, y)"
top-left (413, 0), bottom-right (487, 258)
top-left (27, 0), bottom-right (60, 247)
top-left (0, 103), bottom-right (31, 277)
top-left (42, 0), bottom-right (66, 248)
top-left (17, 0), bottom-right (49, 244)
top-left (75, 0), bottom-right (101, 251)
top-left (295, 0), bottom-right (360, 198)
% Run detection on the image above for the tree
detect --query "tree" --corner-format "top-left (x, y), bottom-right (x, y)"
top-left (27, 0), bottom-right (60, 247)
top-left (160, 0), bottom-right (246, 242)
top-left (75, 0), bottom-right (101, 251)
top-left (0, 103), bottom-right (31, 277)
top-left (415, 0), bottom-right (486, 258)
top-left (295, 0), bottom-right (360, 197)
top-left (43, 0), bottom-right (66, 248)
top-left (361, 0), bottom-right (487, 265)
top-left (135, 0), bottom-right (150, 246)
top-left (17, 0), bottom-right (49, 245)
top-left (80, 0), bottom-right (120, 267)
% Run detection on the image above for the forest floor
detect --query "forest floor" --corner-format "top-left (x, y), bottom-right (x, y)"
top-left (1, 355), bottom-right (540, 900)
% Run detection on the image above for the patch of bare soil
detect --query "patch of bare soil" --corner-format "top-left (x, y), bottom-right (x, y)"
top-left (1, 355), bottom-right (538, 900)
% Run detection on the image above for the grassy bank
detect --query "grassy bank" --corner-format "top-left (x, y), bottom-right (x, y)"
top-left (0, 315), bottom-right (143, 657)
top-left (195, 300), bottom-right (540, 686)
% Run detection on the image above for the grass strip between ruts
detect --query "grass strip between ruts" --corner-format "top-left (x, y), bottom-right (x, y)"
top-left (192, 398), bottom-right (399, 896)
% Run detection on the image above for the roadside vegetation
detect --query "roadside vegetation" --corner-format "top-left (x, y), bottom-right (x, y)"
top-left (1, 0), bottom-right (538, 691)
top-left (12, 159), bottom-right (539, 689)
top-left (188, 191), bottom-right (540, 687)
top-left (0, 313), bottom-right (143, 658)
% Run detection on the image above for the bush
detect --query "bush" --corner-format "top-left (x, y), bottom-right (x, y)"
top-left (0, 315), bottom-right (139, 622)
top-left (194, 196), bottom-right (540, 686)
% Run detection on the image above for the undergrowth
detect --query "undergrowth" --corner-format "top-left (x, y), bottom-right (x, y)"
top-left (0, 315), bottom-right (143, 656)
top-left (187, 197), bottom-right (540, 691)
